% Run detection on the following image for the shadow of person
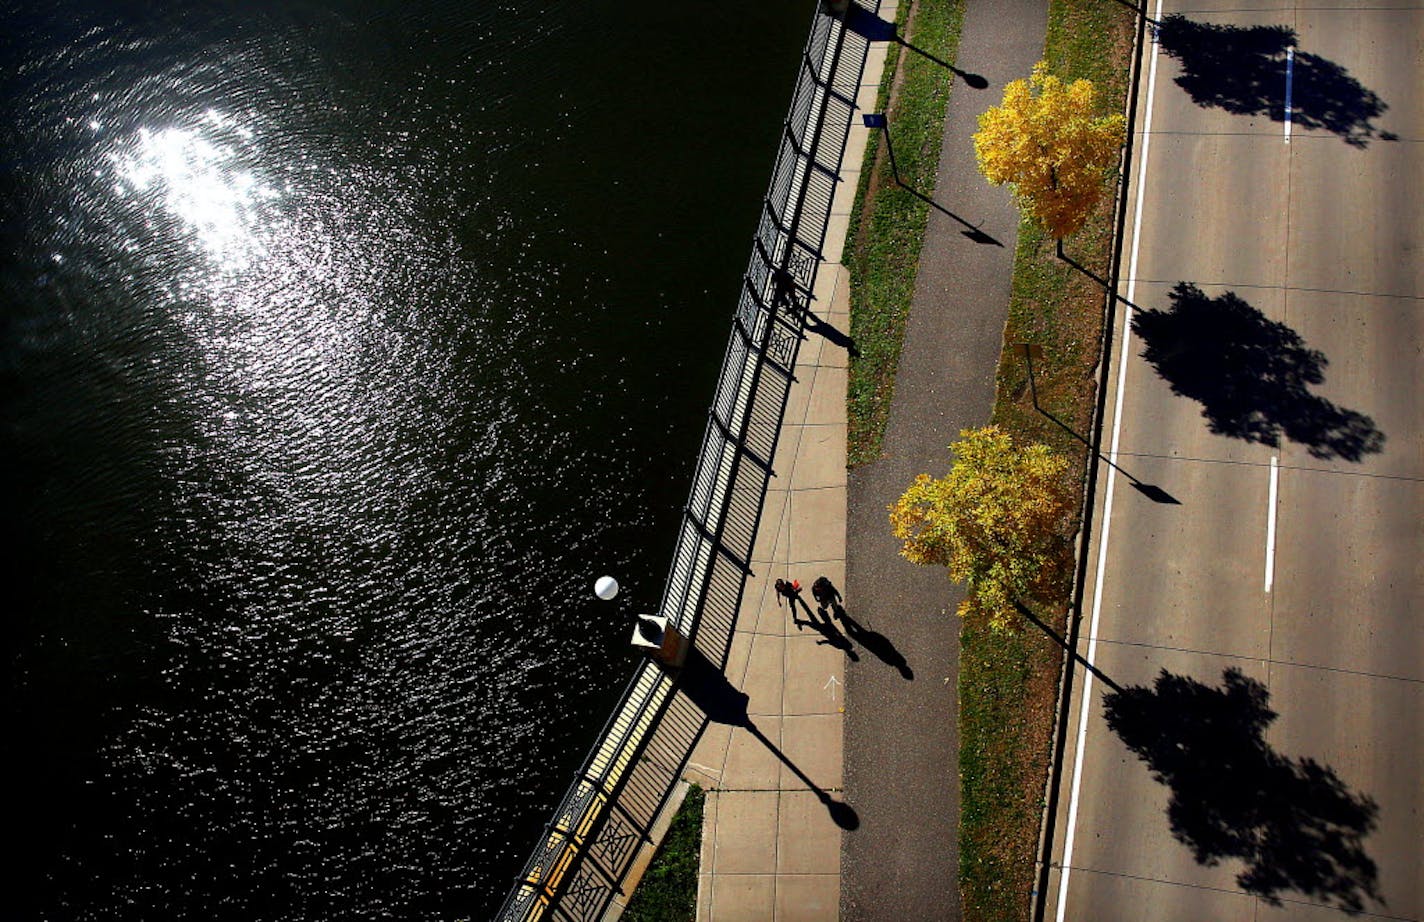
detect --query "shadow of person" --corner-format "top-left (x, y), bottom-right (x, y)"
top-left (836, 608), bottom-right (912, 680)
top-left (1154, 15), bottom-right (1395, 147)
top-left (678, 647), bottom-right (860, 830)
top-left (800, 601), bottom-right (859, 663)
top-left (1131, 282), bottom-right (1385, 461)
top-left (1104, 668), bottom-right (1382, 912)
top-left (804, 311), bottom-right (861, 358)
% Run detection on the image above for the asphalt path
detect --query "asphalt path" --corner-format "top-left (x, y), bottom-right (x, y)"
top-left (1047, 2), bottom-right (1422, 920)
top-left (841, 0), bottom-right (1046, 918)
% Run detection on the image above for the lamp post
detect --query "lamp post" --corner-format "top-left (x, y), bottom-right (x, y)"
top-left (861, 112), bottom-right (900, 184)
top-left (593, 575), bottom-right (688, 668)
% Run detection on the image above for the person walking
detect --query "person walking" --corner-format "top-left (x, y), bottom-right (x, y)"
top-left (774, 578), bottom-right (803, 603)
top-left (774, 578), bottom-right (804, 629)
top-left (811, 576), bottom-right (842, 618)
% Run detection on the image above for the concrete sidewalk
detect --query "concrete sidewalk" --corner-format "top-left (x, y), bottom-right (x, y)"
top-left (682, 7), bottom-right (899, 918)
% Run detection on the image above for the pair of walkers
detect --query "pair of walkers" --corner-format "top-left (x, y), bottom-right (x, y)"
top-left (774, 575), bottom-right (843, 629)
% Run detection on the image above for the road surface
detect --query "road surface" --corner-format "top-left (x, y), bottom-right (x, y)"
top-left (1046, 2), bottom-right (1423, 920)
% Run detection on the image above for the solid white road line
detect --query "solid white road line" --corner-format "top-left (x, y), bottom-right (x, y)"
top-left (1284, 47), bottom-right (1295, 143)
top-left (1265, 454), bottom-right (1280, 592)
top-left (1053, 0), bottom-right (1166, 918)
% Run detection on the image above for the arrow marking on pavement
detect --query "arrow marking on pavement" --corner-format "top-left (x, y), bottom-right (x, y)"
top-left (823, 675), bottom-right (841, 700)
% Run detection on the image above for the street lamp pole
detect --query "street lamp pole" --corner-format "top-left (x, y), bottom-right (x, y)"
top-left (862, 112), bottom-right (900, 184)
top-left (594, 575), bottom-right (688, 668)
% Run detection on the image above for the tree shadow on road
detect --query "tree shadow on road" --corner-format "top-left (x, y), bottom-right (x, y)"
top-left (1131, 282), bottom-right (1384, 461)
top-left (1104, 668), bottom-right (1383, 913)
top-left (1154, 15), bottom-right (1396, 147)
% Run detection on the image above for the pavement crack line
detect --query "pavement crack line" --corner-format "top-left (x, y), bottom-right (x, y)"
top-left (1059, 864), bottom-right (1421, 922)
top-left (1085, 635), bottom-right (1424, 685)
top-left (1111, 450), bottom-right (1424, 483)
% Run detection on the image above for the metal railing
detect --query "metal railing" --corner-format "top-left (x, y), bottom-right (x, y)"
top-left (495, 3), bottom-right (876, 918)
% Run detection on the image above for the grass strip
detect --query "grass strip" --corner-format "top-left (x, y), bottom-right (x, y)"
top-left (845, 0), bottom-right (967, 468)
top-left (621, 784), bottom-right (705, 922)
top-left (957, 2), bottom-right (1136, 921)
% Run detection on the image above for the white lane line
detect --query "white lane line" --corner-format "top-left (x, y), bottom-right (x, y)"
top-left (1284, 47), bottom-right (1295, 143)
top-left (1054, 1), bottom-right (1165, 918)
top-left (1265, 454), bottom-right (1280, 592)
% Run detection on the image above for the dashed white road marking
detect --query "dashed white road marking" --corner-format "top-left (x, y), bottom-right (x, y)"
top-left (1284, 47), bottom-right (1295, 143)
top-left (1265, 454), bottom-right (1280, 592)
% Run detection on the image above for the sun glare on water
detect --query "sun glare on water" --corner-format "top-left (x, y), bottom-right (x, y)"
top-left (109, 110), bottom-right (280, 270)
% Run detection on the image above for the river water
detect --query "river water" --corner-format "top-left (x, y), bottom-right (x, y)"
top-left (1, 2), bottom-right (807, 917)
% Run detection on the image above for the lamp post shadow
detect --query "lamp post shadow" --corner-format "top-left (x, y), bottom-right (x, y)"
top-left (1056, 239), bottom-right (1143, 311)
top-left (864, 115), bottom-right (1003, 247)
top-left (841, 6), bottom-right (989, 88)
top-left (1012, 599), bottom-right (1123, 694)
top-left (1016, 343), bottom-right (1181, 505)
top-left (677, 647), bottom-right (859, 830)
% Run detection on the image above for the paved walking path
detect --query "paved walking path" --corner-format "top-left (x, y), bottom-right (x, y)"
top-left (841, 1), bottom-right (1046, 919)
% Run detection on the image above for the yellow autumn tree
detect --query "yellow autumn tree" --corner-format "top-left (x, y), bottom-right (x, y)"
top-left (889, 426), bottom-right (1072, 629)
top-left (973, 61), bottom-right (1126, 240)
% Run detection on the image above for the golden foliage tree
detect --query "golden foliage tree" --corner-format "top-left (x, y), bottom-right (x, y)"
top-left (973, 61), bottom-right (1126, 239)
top-left (889, 426), bottom-right (1073, 629)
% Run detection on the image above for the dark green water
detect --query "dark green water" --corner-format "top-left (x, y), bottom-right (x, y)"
top-left (0, 2), bottom-right (808, 917)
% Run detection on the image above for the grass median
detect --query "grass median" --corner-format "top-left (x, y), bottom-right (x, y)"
top-left (842, 0), bottom-right (1136, 919)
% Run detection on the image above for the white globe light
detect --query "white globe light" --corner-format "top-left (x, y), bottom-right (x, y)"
top-left (594, 576), bottom-right (619, 601)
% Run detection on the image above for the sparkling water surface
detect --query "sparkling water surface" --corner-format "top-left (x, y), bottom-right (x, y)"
top-left (1, 2), bottom-right (806, 917)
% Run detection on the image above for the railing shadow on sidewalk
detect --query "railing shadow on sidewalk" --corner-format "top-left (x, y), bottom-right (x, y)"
top-left (678, 647), bottom-right (860, 831)
top-left (840, 5), bottom-right (990, 89)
